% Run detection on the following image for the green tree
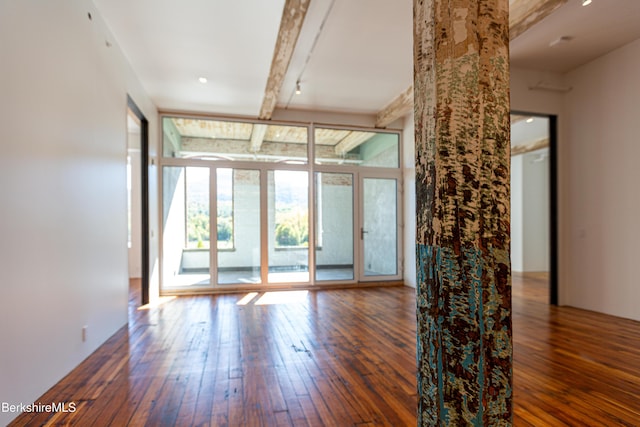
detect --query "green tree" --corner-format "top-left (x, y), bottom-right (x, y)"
top-left (275, 211), bottom-right (308, 247)
top-left (187, 203), bottom-right (210, 248)
top-left (217, 217), bottom-right (233, 245)
top-left (275, 222), bottom-right (299, 246)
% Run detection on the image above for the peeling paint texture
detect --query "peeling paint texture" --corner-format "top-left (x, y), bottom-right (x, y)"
top-left (413, 0), bottom-right (512, 425)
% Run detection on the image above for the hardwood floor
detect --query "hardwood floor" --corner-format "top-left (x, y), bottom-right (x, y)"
top-left (512, 273), bottom-right (640, 426)
top-left (9, 275), bottom-right (640, 426)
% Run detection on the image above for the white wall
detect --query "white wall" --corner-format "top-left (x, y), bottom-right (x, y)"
top-left (562, 38), bottom-right (640, 321)
top-left (522, 150), bottom-right (550, 272)
top-left (510, 155), bottom-right (525, 271)
top-left (272, 108), bottom-right (379, 128)
top-left (510, 67), bottom-right (566, 115)
top-left (0, 2), bottom-right (157, 424)
top-left (511, 150), bottom-right (550, 272)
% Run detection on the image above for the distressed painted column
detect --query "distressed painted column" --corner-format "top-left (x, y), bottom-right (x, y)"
top-left (413, 0), bottom-right (512, 425)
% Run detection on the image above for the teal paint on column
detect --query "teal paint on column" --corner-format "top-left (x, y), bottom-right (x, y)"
top-left (413, 0), bottom-right (512, 425)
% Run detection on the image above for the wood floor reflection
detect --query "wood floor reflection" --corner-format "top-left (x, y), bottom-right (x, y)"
top-left (9, 274), bottom-right (640, 426)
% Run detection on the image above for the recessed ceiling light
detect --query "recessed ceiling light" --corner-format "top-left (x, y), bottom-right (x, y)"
top-left (526, 117), bottom-right (534, 123)
top-left (582, 0), bottom-right (592, 6)
top-left (198, 77), bottom-right (208, 84)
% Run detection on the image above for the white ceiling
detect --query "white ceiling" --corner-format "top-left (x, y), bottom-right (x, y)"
top-left (510, 0), bottom-right (640, 73)
top-left (94, 0), bottom-right (286, 116)
top-left (511, 116), bottom-right (549, 146)
top-left (280, 0), bottom-right (413, 114)
top-left (94, 0), bottom-right (640, 118)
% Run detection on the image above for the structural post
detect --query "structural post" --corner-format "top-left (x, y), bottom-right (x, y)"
top-left (413, 0), bottom-right (512, 425)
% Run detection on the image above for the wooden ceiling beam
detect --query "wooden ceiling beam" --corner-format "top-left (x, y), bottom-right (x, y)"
top-left (334, 131), bottom-right (376, 156)
top-left (509, 0), bottom-right (569, 41)
top-left (250, 124), bottom-right (268, 152)
top-left (511, 137), bottom-right (549, 156)
top-left (510, 114), bottom-right (530, 125)
top-left (375, 0), bottom-right (568, 128)
top-left (258, 0), bottom-right (311, 121)
top-left (375, 86), bottom-right (414, 129)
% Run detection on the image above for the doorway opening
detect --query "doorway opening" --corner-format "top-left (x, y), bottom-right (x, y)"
top-left (127, 96), bottom-right (150, 305)
top-left (510, 112), bottom-right (558, 305)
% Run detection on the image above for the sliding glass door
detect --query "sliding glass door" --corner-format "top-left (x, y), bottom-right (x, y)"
top-left (216, 168), bottom-right (261, 285)
top-left (315, 172), bottom-right (354, 281)
top-left (268, 170), bottom-right (309, 283)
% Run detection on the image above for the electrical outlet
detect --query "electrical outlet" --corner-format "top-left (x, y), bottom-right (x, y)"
top-left (82, 326), bottom-right (88, 342)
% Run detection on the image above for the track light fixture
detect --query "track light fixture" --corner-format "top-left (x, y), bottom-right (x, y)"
top-left (295, 81), bottom-right (301, 95)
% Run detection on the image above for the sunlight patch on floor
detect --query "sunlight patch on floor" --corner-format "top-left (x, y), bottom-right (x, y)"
top-left (137, 296), bottom-right (177, 310)
top-left (236, 292), bottom-right (259, 306)
top-left (254, 290), bottom-right (309, 305)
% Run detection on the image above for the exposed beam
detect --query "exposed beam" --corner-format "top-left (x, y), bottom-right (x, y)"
top-left (179, 137), bottom-right (351, 163)
top-left (510, 114), bottom-right (529, 124)
top-left (511, 137), bottom-right (549, 156)
top-left (375, 86), bottom-right (414, 128)
top-left (182, 137), bottom-right (309, 159)
top-left (258, 0), bottom-right (311, 120)
top-left (376, 0), bottom-right (568, 128)
top-left (509, 0), bottom-right (569, 41)
top-left (334, 131), bottom-right (376, 156)
top-left (250, 124), bottom-right (268, 152)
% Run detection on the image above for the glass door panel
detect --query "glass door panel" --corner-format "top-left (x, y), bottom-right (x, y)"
top-left (162, 166), bottom-right (211, 288)
top-left (315, 173), bottom-right (354, 281)
top-left (362, 178), bottom-right (398, 277)
top-left (268, 170), bottom-right (309, 283)
top-left (216, 169), bottom-right (261, 285)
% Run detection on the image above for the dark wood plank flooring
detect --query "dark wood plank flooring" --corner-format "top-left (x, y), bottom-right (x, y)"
top-left (512, 273), bottom-right (640, 426)
top-left (9, 274), bottom-right (640, 426)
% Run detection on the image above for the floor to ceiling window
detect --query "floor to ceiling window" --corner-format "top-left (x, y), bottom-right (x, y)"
top-left (160, 116), bottom-right (402, 292)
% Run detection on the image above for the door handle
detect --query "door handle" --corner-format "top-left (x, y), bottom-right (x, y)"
top-left (361, 228), bottom-right (368, 240)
